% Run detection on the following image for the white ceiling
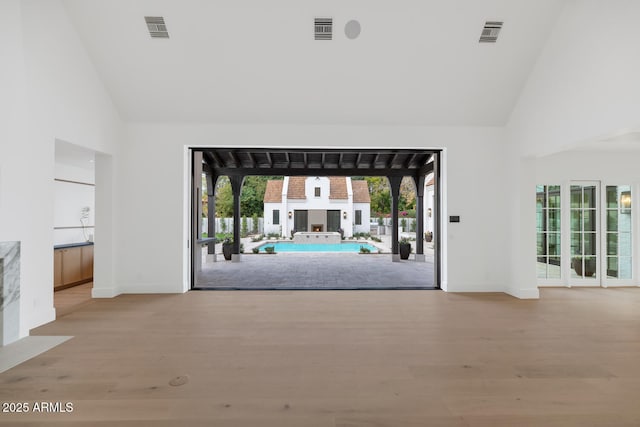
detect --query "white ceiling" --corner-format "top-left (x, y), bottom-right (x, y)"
top-left (63, 0), bottom-right (567, 126)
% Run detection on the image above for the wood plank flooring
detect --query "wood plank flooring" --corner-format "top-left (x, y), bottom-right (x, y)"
top-left (2, 287), bottom-right (640, 425)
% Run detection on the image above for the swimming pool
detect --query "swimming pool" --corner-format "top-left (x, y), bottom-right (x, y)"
top-left (257, 241), bottom-right (379, 253)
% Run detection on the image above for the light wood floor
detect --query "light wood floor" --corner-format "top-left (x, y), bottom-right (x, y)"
top-left (3, 287), bottom-right (640, 426)
top-left (53, 282), bottom-right (94, 317)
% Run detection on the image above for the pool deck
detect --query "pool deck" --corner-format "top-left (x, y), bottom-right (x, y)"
top-left (196, 234), bottom-right (435, 290)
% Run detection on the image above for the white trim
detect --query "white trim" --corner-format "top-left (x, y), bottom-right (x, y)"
top-left (91, 287), bottom-right (120, 298)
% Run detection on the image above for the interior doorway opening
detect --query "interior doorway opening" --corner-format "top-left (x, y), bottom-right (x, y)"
top-left (190, 148), bottom-right (441, 290)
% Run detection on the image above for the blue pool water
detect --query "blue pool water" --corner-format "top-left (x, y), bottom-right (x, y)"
top-left (257, 242), bottom-right (379, 253)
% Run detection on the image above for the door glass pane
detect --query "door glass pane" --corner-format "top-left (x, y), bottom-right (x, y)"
top-left (619, 257), bottom-right (632, 279)
top-left (570, 233), bottom-right (582, 256)
top-left (607, 233), bottom-right (618, 256)
top-left (571, 210), bottom-right (582, 231)
top-left (607, 210), bottom-right (618, 231)
top-left (584, 233), bottom-right (597, 255)
top-left (619, 233), bottom-right (632, 256)
top-left (548, 257), bottom-right (561, 279)
top-left (584, 256), bottom-right (597, 277)
top-left (548, 233), bottom-right (561, 256)
top-left (548, 186), bottom-right (561, 207)
top-left (607, 256), bottom-right (618, 278)
top-left (606, 186), bottom-right (618, 208)
top-left (548, 209), bottom-right (561, 231)
top-left (537, 233), bottom-right (546, 256)
top-left (584, 186), bottom-right (597, 209)
top-left (583, 210), bottom-right (595, 232)
top-left (570, 186), bottom-right (582, 208)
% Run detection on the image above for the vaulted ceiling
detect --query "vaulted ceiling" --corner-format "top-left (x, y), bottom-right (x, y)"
top-left (63, 0), bottom-right (567, 126)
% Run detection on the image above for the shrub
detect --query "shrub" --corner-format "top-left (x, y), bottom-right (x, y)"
top-left (264, 246), bottom-right (275, 254)
top-left (252, 247), bottom-right (259, 254)
top-left (371, 236), bottom-right (382, 242)
top-left (251, 234), bottom-right (264, 242)
top-left (241, 216), bottom-right (248, 237)
top-left (251, 213), bottom-right (259, 234)
top-left (359, 246), bottom-right (371, 254)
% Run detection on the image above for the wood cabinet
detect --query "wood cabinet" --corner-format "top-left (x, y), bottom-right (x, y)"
top-left (54, 244), bottom-right (93, 291)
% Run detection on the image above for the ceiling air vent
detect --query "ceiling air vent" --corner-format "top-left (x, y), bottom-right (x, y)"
top-left (315, 17), bottom-right (332, 40)
top-left (145, 16), bottom-right (169, 38)
top-left (479, 21), bottom-right (503, 43)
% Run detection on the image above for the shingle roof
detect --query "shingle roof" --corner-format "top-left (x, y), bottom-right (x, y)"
top-left (263, 180), bottom-right (283, 202)
top-left (329, 177), bottom-right (348, 200)
top-left (351, 180), bottom-right (371, 203)
top-left (287, 176), bottom-right (307, 199)
top-left (426, 177), bottom-right (434, 186)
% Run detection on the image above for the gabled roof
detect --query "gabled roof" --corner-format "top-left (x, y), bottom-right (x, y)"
top-left (287, 177), bottom-right (307, 199)
top-left (351, 180), bottom-right (371, 203)
top-left (263, 180), bottom-right (283, 203)
top-left (329, 177), bottom-right (348, 200)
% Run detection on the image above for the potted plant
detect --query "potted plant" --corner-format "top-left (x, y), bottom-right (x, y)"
top-left (222, 237), bottom-right (233, 261)
top-left (399, 237), bottom-right (412, 260)
top-left (425, 231), bottom-right (433, 242)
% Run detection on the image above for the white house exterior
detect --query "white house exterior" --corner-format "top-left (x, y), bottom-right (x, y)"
top-left (263, 177), bottom-right (371, 238)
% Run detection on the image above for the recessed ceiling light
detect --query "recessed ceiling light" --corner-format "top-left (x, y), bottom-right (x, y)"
top-left (345, 20), bottom-right (361, 40)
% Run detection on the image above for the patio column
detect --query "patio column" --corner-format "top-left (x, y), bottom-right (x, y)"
top-left (413, 174), bottom-right (426, 262)
top-left (229, 174), bottom-right (244, 262)
top-left (388, 176), bottom-right (402, 262)
top-left (205, 172), bottom-right (217, 259)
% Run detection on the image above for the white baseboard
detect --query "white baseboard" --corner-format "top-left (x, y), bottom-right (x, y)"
top-left (91, 287), bottom-right (121, 298)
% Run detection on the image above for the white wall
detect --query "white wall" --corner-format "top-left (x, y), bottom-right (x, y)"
top-left (121, 123), bottom-right (509, 295)
top-left (0, 0), bottom-right (122, 338)
top-left (506, 0), bottom-right (640, 298)
top-left (54, 163), bottom-right (95, 245)
top-left (263, 202), bottom-right (282, 235)
top-left (353, 203), bottom-right (370, 234)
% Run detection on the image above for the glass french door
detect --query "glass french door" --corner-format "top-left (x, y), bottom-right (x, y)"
top-left (570, 183), bottom-right (599, 283)
top-left (326, 210), bottom-right (340, 232)
top-left (293, 210), bottom-right (308, 232)
top-left (604, 185), bottom-right (633, 282)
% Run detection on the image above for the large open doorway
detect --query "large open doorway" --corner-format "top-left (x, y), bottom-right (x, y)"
top-left (190, 148), bottom-right (441, 290)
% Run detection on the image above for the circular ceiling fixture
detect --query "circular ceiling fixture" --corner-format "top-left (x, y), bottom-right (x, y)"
top-left (344, 20), bottom-right (361, 39)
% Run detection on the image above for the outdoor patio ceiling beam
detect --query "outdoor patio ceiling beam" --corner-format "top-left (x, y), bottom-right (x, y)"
top-left (355, 152), bottom-right (362, 168)
top-left (388, 175), bottom-right (403, 262)
top-left (321, 152), bottom-right (325, 168)
top-left (387, 153), bottom-right (397, 169)
top-left (372, 154), bottom-right (379, 168)
top-left (229, 151), bottom-right (241, 168)
top-left (265, 152), bottom-right (273, 167)
top-left (404, 153), bottom-right (416, 169)
top-left (303, 152), bottom-right (308, 168)
top-left (285, 152), bottom-right (290, 168)
top-left (419, 162), bottom-right (434, 176)
top-left (210, 151), bottom-right (225, 168)
top-left (247, 152), bottom-right (256, 168)
top-left (213, 167), bottom-right (412, 177)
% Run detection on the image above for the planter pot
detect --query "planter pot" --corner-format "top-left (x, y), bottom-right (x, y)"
top-left (425, 233), bottom-right (433, 243)
top-left (399, 243), bottom-right (411, 260)
top-left (572, 258), bottom-right (596, 277)
top-left (222, 243), bottom-right (233, 261)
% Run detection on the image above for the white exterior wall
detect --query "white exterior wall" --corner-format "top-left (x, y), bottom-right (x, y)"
top-left (353, 203), bottom-right (370, 234)
top-left (263, 202), bottom-right (282, 236)
top-left (0, 0), bottom-right (122, 338)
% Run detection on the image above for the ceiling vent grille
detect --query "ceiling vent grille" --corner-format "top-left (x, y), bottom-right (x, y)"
top-left (479, 21), bottom-right (503, 43)
top-left (315, 18), bottom-right (332, 40)
top-left (145, 16), bottom-right (169, 38)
